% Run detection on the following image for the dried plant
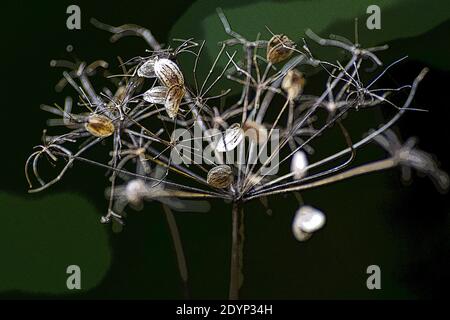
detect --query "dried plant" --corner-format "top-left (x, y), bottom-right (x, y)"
top-left (25, 10), bottom-right (448, 299)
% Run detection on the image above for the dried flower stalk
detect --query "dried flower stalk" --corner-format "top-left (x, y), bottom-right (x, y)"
top-left (25, 9), bottom-right (448, 300)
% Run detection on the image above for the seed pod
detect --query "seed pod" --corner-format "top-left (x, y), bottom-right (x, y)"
top-left (165, 84), bottom-right (185, 119)
top-left (290, 150), bottom-right (308, 179)
top-left (267, 34), bottom-right (295, 64)
top-left (154, 58), bottom-right (184, 87)
top-left (207, 165), bottom-right (233, 189)
top-left (85, 114), bottom-right (114, 137)
top-left (143, 86), bottom-right (168, 104)
top-left (125, 179), bottom-right (148, 206)
top-left (282, 69), bottom-right (305, 100)
top-left (215, 123), bottom-right (244, 152)
top-left (292, 205), bottom-right (326, 242)
top-left (137, 58), bottom-right (156, 78)
top-left (243, 121), bottom-right (268, 145)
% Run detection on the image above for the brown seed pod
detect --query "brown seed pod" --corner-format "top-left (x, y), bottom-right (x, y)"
top-left (154, 58), bottom-right (184, 87)
top-left (282, 69), bottom-right (305, 100)
top-left (207, 165), bottom-right (233, 189)
top-left (267, 34), bottom-right (295, 64)
top-left (85, 114), bottom-right (115, 137)
top-left (165, 84), bottom-right (185, 119)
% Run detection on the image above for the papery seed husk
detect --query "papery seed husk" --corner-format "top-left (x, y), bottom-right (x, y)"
top-left (143, 86), bottom-right (168, 104)
top-left (282, 69), bottom-right (305, 100)
top-left (207, 165), bottom-right (233, 189)
top-left (293, 206), bottom-right (326, 233)
top-left (154, 58), bottom-right (184, 87)
top-left (215, 123), bottom-right (244, 152)
top-left (292, 205), bottom-right (325, 242)
top-left (85, 114), bottom-right (115, 137)
top-left (137, 58), bottom-right (156, 78)
top-left (165, 84), bottom-right (185, 119)
top-left (267, 34), bottom-right (295, 64)
top-left (243, 121), bottom-right (268, 145)
top-left (290, 150), bottom-right (308, 179)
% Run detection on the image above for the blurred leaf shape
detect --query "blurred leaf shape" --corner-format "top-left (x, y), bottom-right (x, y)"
top-left (169, 0), bottom-right (450, 93)
top-left (0, 193), bottom-right (111, 294)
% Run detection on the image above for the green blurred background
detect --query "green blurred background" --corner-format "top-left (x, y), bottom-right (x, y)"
top-left (0, 0), bottom-right (449, 299)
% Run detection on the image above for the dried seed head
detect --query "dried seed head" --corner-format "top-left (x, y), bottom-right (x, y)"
top-left (282, 69), bottom-right (305, 100)
top-left (85, 114), bottom-right (115, 137)
top-left (165, 84), bottom-right (185, 119)
top-left (267, 34), bottom-right (295, 64)
top-left (143, 86), bottom-right (168, 104)
top-left (207, 165), bottom-right (234, 189)
top-left (292, 206), bottom-right (326, 241)
top-left (243, 121), bottom-right (268, 145)
top-left (154, 58), bottom-right (184, 87)
top-left (137, 58), bottom-right (156, 78)
top-left (290, 150), bottom-right (308, 179)
top-left (215, 123), bottom-right (244, 152)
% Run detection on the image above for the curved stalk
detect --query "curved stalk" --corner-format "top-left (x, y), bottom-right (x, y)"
top-left (163, 205), bottom-right (190, 299)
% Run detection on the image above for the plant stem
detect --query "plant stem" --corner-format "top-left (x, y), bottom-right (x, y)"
top-left (229, 201), bottom-right (245, 300)
top-left (163, 205), bottom-right (190, 299)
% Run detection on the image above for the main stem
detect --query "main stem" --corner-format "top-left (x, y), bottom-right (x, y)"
top-left (229, 201), bottom-right (244, 300)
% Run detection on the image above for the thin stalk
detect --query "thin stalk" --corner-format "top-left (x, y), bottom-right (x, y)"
top-left (245, 157), bottom-right (397, 201)
top-left (229, 201), bottom-right (245, 300)
top-left (162, 205), bottom-right (190, 299)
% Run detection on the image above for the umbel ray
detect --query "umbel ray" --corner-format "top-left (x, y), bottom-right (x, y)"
top-left (25, 10), bottom-right (448, 299)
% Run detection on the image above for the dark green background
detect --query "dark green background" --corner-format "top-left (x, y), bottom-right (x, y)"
top-left (0, 0), bottom-right (449, 299)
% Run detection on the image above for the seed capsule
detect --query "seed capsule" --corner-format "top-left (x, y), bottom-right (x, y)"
top-left (85, 114), bottom-right (115, 137)
top-left (125, 179), bottom-right (148, 206)
top-left (137, 58), bottom-right (156, 78)
top-left (282, 69), bottom-right (305, 100)
top-left (154, 58), bottom-right (184, 87)
top-left (290, 150), bottom-right (308, 179)
top-left (267, 34), bottom-right (295, 64)
top-left (207, 165), bottom-right (234, 189)
top-left (143, 86), bottom-right (168, 104)
top-left (165, 84), bottom-right (185, 119)
top-left (143, 85), bottom-right (184, 119)
top-left (215, 123), bottom-right (244, 152)
top-left (292, 206), bottom-right (326, 242)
